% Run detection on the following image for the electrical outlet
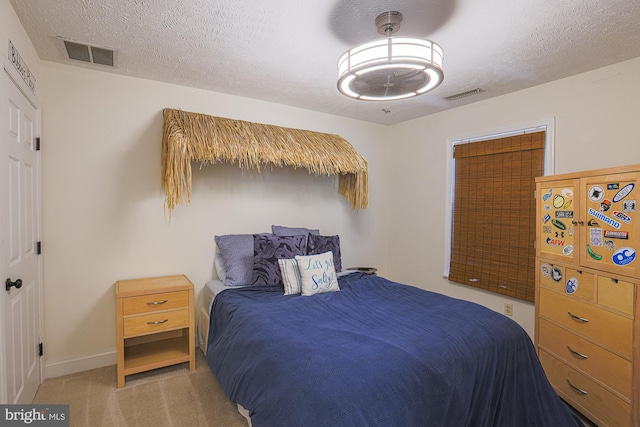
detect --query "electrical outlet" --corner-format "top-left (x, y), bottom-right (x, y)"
top-left (504, 303), bottom-right (513, 317)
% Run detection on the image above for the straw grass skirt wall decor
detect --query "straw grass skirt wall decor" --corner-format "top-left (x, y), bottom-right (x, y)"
top-left (161, 109), bottom-right (369, 214)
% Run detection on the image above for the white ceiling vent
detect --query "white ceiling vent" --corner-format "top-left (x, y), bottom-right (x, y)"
top-left (62, 40), bottom-right (116, 67)
top-left (443, 88), bottom-right (485, 101)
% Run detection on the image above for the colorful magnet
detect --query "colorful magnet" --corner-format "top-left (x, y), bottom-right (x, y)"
top-left (540, 264), bottom-right (551, 276)
top-left (623, 200), bottom-right (636, 212)
top-left (587, 244), bottom-right (603, 260)
top-left (589, 185), bottom-right (604, 202)
top-left (565, 277), bottom-right (578, 294)
top-left (555, 211), bottom-right (573, 218)
top-left (612, 211), bottom-right (631, 223)
top-left (590, 228), bottom-right (603, 247)
top-left (612, 183), bottom-right (634, 202)
top-left (546, 237), bottom-right (565, 246)
top-left (604, 230), bottom-right (628, 239)
top-left (551, 267), bottom-right (563, 282)
top-left (604, 240), bottom-right (616, 251)
top-left (588, 208), bottom-right (621, 229)
top-left (612, 247), bottom-right (636, 266)
top-left (553, 194), bottom-right (565, 208)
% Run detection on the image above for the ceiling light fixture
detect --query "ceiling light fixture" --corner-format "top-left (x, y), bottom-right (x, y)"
top-left (337, 11), bottom-right (444, 101)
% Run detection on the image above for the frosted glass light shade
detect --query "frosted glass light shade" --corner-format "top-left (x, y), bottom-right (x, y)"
top-left (337, 37), bottom-right (444, 101)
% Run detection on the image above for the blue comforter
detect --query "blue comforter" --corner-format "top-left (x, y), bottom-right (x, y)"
top-left (207, 273), bottom-right (581, 426)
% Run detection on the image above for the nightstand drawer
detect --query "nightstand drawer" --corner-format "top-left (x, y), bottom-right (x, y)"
top-left (123, 308), bottom-right (189, 337)
top-left (540, 350), bottom-right (630, 427)
top-left (123, 291), bottom-right (189, 315)
top-left (538, 318), bottom-right (631, 399)
top-left (539, 287), bottom-right (632, 357)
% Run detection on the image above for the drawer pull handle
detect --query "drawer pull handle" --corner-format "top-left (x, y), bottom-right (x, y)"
top-left (147, 319), bottom-right (169, 325)
top-left (567, 346), bottom-right (589, 359)
top-left (567, 312), bottom-right (589, 323)
top-left (147, 300), bottom-right (168, 305)
top-left (566, 379), bottom-right (588, 395)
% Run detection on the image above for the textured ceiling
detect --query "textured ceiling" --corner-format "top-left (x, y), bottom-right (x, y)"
top-left (9, 0), bottom-right (640, 125)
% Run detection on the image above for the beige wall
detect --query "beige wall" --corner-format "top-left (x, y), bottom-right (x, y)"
top-left (385, 56), bottom-right (640, 337)
top-left (39, 61), bottom-right (389, 371)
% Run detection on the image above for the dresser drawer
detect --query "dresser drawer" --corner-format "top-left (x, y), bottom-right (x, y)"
top-left (564, 268), bottom-right (595, 301)
top-left (539, 263), bottom-right (566, 291)
top-left (123, 308), bottom-right (189, 337)
top-left (538, 319), bottom-right (631, 399)
top-left (539, 288), bottom-right (632, 357)
top-left (597, 276), bottom-right (635, 316)
top-left (123, 291), bottom-right (189, 315)
top-left (539, 350), bottom-right (630, 427)
top-left (539, 263), bottom-right (596, 301)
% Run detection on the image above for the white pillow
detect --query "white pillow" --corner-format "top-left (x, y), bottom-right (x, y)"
top-left (295, 251), bottom-right (340, 296)
top-left (214, 252), bottom-right (227, 283)
top-left (278, 258), bottom-right (302, 295)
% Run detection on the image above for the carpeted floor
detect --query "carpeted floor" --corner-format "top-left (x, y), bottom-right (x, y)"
top-left (32, 351), bottom-right (595, 427)
top-left (33, 351), bottom-right (248, 427)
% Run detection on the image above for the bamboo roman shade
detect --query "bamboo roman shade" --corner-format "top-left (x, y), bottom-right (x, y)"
top-left (449, 131), bottom-right (545, 302)
top-left (161, 109), bottom-right (368, 213)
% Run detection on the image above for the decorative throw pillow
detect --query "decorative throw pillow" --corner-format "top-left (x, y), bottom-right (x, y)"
top-left (307, 234), bottom-right (342, 272)
top-left (214, 234), bottom-right (268, 286)
top-left (278, 258), bottom-right (302, 295)
top-left (271, 225), bottom-right (320, 237)
top-left (252, 234), bottom-right (307, 286)
top-left (295, 251), bottom-right (340, 296)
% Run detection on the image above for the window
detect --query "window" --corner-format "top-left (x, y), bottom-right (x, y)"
top-left (448, 128), bottom-right (548, 302)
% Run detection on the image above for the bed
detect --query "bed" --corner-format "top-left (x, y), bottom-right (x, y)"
top-left (204, 271), bottom-right (583, 426)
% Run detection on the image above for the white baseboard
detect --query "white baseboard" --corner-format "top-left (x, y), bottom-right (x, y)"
top-left (44, 350), bottom-right (117, 379)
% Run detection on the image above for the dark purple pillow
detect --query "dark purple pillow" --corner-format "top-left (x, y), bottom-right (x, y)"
top-left (252, 234), bottom-right (307, 286)
top-left (307, 234), bottom-right (342, 272)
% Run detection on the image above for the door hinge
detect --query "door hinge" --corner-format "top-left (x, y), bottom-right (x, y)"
top-left (38, 342), bottom-right (43, 357)
top-left (36, 241), bottom-right (42, 255)
top-left (35, 137), bottom-right (41, 151)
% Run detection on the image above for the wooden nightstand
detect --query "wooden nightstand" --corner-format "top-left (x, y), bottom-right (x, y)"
top-left (116, 275), bottom-right (196, 388)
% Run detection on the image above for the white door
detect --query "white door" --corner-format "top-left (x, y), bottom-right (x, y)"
top-left (0, 62), bottom-right (42, 404)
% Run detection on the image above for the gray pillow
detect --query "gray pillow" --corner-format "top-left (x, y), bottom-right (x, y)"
top-left (271, 225), bottom-right (320, 236)
top-left (215, 234), bottom-right (267, 286)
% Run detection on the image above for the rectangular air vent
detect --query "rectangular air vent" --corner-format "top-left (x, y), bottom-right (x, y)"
top-left (63, 40), bottom-right (115, 67)
top-left (443, 88), bottom-right (485, 101)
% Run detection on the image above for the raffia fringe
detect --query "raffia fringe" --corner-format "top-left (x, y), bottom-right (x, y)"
top-left (161, 109), bottom-right (369, 214)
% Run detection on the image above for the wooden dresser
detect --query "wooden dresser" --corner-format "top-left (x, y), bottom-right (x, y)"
top-left (535, 164), bottom-right (640, 426)
top-left (116, 275), bottom-right (196, 388)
